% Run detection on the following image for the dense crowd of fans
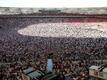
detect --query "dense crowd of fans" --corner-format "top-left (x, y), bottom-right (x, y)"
top-left (0, 17), bottom-right (107, 80)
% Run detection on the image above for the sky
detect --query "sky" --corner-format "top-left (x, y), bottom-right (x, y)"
top-left (0, 0), bottom-right (107, 8)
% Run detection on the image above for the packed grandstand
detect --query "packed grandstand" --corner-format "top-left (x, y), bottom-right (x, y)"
top-left (0, 8), bottom-right (107, 80)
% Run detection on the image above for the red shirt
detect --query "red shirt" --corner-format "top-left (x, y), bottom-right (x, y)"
top-left (104, 64), bottom-right (107, 67)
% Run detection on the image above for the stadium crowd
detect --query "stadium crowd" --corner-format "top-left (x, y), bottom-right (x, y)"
top-left (0, 17), bottom-right (107, 80)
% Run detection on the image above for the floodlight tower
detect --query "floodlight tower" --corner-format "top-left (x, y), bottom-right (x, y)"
top-left (47, 53), bottom-right (53, 73)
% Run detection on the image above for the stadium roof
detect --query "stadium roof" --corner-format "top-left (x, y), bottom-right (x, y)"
top-left (0, 7), bottom-right (107, 15)
top-left (0, 0), bottom-right (107, 8)
top-left (0, 0), bottom-right (107, 15)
